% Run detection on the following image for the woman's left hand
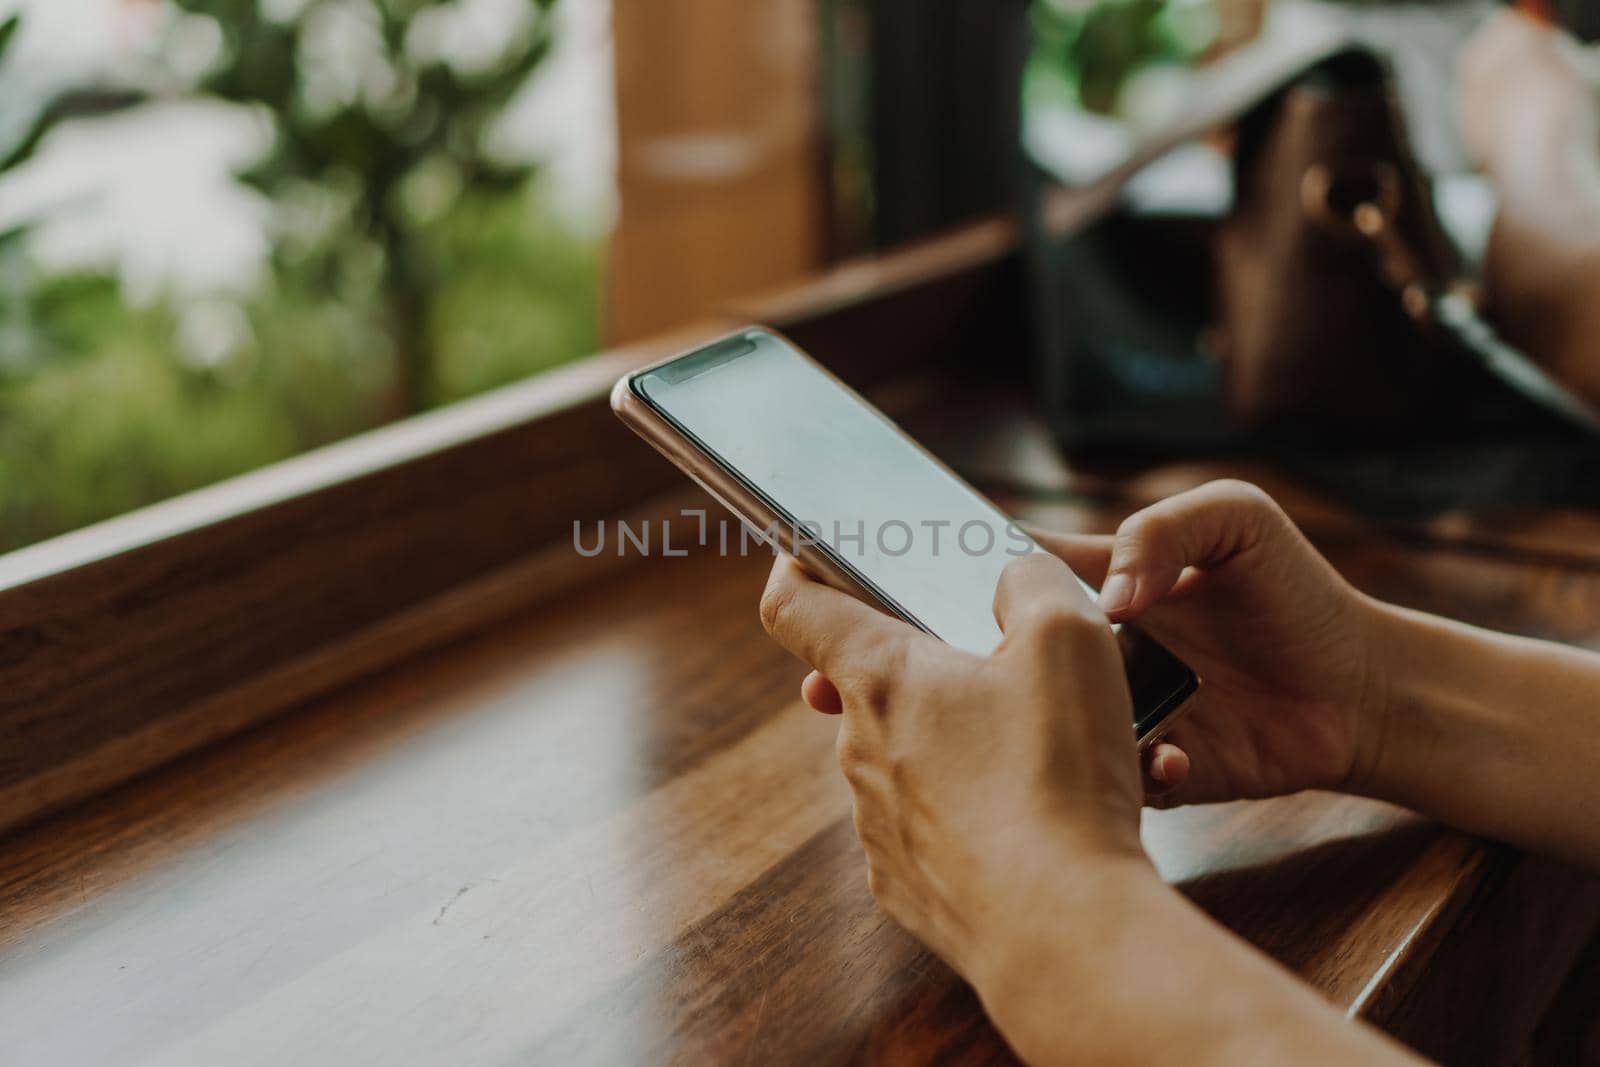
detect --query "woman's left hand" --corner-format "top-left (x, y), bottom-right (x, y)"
top-left (759, 550), bottom-right (1154, 980)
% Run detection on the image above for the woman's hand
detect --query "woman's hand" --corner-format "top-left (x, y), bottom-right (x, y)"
top-left (802, 480), bottom-right (1393, 809)
top-left (760, 549), bottom-right (1154, 982)
top-left (1041, 480), bottom-right (1392, 807)
top-left (762, 523), bottom-right (1430, 1067)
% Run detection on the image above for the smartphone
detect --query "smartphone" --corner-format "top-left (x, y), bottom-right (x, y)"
top-left (612, 327), bottom-right (1198, 746)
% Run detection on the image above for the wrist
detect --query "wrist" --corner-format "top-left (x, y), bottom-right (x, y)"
top-left (1348, 599), bottom-right (1499, 810)
top-left (966, 850), bottom-right (1162, 1056)
top-left (1340, 593), bottom-right (1405, 799)
top-left (966, 830), bottom-right (1425, 1066)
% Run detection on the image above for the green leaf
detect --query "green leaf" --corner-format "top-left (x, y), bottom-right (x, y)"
top-left (0, 14), bottom-right (22, 65)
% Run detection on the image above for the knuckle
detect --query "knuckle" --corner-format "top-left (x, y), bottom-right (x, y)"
top-left (1025, 603), bottom-right (1103, 647)
top-left (758, 575), bottom-right (796, 638)
top-left (840, 763), bottom-right (867, 791)
top-left (836, 730), bottom-right (871, 781)
top-left (1211, 478), bottom-right (1275, 512)
top-left (835, 670), bottom-right (890, 717)
top-left (838, 638), bottom-right (905, 716)
top-left (1016, 604), bottom-right (1117, 666)
top-left (878, 636), bottom-right (911, 684)
top-left (1001, 551), bottom-right (1045, 579)
top-left (1117, 509), bottom-right (1170, 552)
top-left (1209, 479), bottom-right (1294, 544)
top-left (859, 676), bottom-right (894, 718)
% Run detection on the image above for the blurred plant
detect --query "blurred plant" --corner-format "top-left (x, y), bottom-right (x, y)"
top-left (1031, 0), bottom-right (1220, 114)
top-left (0, 13), bottom-right (146, 180)
top-left (425, 186), bottom-right (600, 404)
top-left (0, 1), bottom-right (604, 553)
top-left (0, 179), bottom-right (599, 552)
top-left (0, 10), bottom-right (147, 382)
top-left (0, 269), bottom-right (385, 547)
top-left (167, 0), bottom-right (560, 413)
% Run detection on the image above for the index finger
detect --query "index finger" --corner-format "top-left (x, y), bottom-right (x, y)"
top-left (759, 555), bottom-right (915, 677)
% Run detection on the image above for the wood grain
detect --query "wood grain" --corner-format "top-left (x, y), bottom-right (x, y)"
top-left (1379, 852), bottom-right (1600, 1065)
top-left (3, 468), bottom-right (1600, 1063)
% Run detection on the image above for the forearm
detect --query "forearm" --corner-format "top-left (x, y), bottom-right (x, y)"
top-left (1487, 211), bottom-right (1600, 387)
top-left (1361, 601), bottom-right (1600, 870)
top-left (1482, 75), bottom-right (1600, 393)
top-left (968, 857), bottom-right (1420, 1067)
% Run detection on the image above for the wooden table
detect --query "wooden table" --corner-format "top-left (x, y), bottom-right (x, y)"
top-left (3, 225), bottom-right (1599, 1065)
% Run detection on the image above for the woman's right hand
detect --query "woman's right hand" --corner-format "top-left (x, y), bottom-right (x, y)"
top-left (1035, 480), bottom-right (1393, 807)
top-left (804, 480), bottom-right (1395, 809)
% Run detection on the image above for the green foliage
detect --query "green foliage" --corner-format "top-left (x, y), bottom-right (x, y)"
top-left (1, 273), bottom-right (373, 547)
top-left (0, 2), bottom-right (606, 554)
top-left (0, 181), bottom-right (600, 552)
top-left (426, 189), bottom-right (602, 403)
top-left (1031, 0), bottom-right (1218, 114)
top-left (0, 10), bottom-right (144, 231)
top-left (168, 0), bottom-right (563, 412)
top-left (0, 175), bottom-right (601, 550)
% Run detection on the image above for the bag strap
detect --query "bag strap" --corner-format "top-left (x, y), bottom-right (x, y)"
top-left (1301, 157), bottom-right (1600, 435)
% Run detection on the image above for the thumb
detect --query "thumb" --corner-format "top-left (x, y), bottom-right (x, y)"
top-left (1098, 480), bottom-right (1284, 622)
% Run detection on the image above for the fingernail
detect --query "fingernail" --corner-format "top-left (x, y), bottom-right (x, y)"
top-left (1099, 573), bottom-right (1135, 614)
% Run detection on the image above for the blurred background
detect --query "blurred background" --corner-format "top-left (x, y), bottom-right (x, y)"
top-left (0, 0), bottom-right (1590, 552)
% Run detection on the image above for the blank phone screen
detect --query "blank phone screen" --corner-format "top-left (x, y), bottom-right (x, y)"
top-left (633, 328), bottom-right (1196, 729)
top-left (637, 330), bottom-right (1040, 654)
